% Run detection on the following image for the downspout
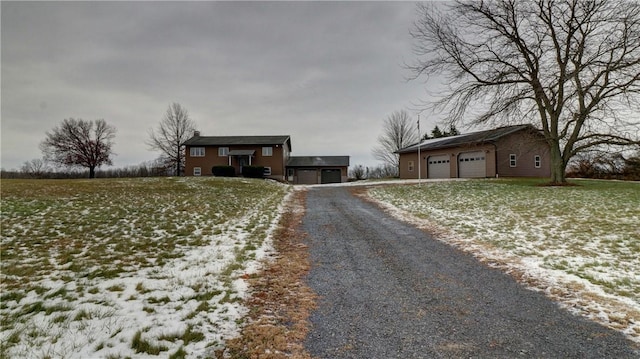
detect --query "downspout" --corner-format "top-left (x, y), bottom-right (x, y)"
top-left (491, 142), bottom-right (498, 178)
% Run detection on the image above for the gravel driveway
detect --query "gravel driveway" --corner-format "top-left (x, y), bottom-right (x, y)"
top-left (302, 187), bottom-right (638, 358)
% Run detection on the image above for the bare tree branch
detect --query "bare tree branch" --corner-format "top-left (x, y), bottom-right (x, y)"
top-left (409, 0), bottom-right (640, 183)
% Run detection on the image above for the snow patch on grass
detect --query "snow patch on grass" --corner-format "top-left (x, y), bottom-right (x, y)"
top-left (1, 177), bottom-right (290, 358)
top-left (366, 179), bottom-right (640, 343)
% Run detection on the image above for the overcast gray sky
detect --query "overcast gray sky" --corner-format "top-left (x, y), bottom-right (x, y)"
top-left (1, 1), bottom-right (441, 171)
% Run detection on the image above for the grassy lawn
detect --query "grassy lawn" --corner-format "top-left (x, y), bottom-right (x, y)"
top-left (1, 177), bottom-right (289, 358)
top-left (367, 178), bottom-right (640, 342)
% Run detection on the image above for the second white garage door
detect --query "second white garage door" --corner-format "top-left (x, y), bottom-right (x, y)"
top-left (427, 155), bottom-right (450, 179)
top-left (458, 151), bottom-right (486, 178)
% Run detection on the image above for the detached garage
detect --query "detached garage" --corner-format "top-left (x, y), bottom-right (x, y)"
top-left (396, 125), bottom-right (551, 179)
top-left (287, 156), bottom-right (350, 184)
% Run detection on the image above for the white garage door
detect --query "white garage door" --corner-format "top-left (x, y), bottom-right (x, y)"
top-left (459, 151), bottom-right (486, 178)
top-left (297, 169), bottom-right (318, 184)
top-left (427, 155), bottom-right (450, 179)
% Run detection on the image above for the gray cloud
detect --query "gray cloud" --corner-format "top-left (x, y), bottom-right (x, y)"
top-left (1, 1), bottom-right (431, 170)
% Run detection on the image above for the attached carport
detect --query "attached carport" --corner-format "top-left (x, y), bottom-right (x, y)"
top-left (321, 169), bottom-right (342, 184)
top-left (287, 156), bottom-right (350, 184)
top-left (297, 169), bottom-right (318, 184)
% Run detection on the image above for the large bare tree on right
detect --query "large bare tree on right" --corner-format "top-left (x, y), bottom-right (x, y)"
top-left (409, 0), bottom-right (640, 184)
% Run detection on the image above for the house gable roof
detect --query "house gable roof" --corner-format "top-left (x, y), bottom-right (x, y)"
top-left (184, 135), bottom-right (292, 151)
top-left (287, 156), bottom-right (350, 167)
top-left (397, 124), bottom-right (540, 154)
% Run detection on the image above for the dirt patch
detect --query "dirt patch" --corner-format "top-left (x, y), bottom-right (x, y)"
top-left (225, 189), bottom-right (317, 359)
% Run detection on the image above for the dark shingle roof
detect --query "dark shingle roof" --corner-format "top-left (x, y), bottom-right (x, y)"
top-left (228, 150), bottom-right (256, 156)
top-left (397, 125), bottom-right (538, 154)
top-left (184, 135), bottom-right (291, 151)
top-left (287, 156), bottom-right (350, 167)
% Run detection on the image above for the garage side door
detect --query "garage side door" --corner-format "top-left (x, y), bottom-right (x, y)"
top-left (427, 155), bottom-right (450, 179)
top-left (321, 169), bottom-right (342, 184)
top-left (297, 169), bottom-right (318, 184)
top-left (459, 151), bottom-right (486, 178)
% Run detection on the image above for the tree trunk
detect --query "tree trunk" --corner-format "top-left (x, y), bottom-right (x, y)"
top-left (176, 144), bottom-right (181, 176)
top-left (549, 144), bottom-right (566, 184)
top-left (89, 166), bottom-right (96, 179)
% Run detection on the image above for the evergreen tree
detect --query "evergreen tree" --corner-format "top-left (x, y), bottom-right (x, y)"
top-left (431, 125), bottom-right (444, 138)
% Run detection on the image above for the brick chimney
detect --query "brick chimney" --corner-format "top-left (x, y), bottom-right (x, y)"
top-left (194, 130), bottom-right (200, 137)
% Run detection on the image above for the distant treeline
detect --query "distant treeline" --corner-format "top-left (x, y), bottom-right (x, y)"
top-left (566, 152), bottom-right (640, 181)
top-left (1, 160), bottom-right (173, 179)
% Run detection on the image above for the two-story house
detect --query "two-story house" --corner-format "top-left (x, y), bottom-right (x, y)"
top-left (183, 132), bottom-right (349, 184)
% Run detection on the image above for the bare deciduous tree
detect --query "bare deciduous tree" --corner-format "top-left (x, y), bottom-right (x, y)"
top-left (372, 110), bottom-right (419, 176)
top-left (147, 103), bottom-right (196, 176)
top-left (21, 158), bottom-right (50, 178)
top-left (40, 118), bottom-right (116, 178)
top-left (409, 0), bottom-right (640, 184)
top-left (349, 164), bottom-right (367, 180)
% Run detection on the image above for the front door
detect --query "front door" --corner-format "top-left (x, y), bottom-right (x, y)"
top-left (238, 156), bottom-right (249, 174)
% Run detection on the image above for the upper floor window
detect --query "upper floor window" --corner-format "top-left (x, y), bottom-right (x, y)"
top-left (218, 147), bottom-right (229, 157)
top-left (509, 154), bottom-right (517, 167)
top-left (534, 155), bottom-right (541, 168)
top-left (262, 147), bottom-right (273, 156)
top-left (190, 147), bottom-right (205, 157)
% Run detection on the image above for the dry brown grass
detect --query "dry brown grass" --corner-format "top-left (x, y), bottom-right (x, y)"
top-left (225, 189), bottom-right (317, 359)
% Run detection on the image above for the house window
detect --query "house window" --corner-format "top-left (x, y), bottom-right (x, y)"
top-left (408, 160), bottom-right (414, 171)
top-left (193, 167), bottom-right (202, 176)
top-left (218, 147), bottom-right (229, 156)
top-left (263, 167), bottom-right (272, 176)
top-left (534, 155), bottom-right (541, 168)
top-left (262, 147), bottom-right (273, 156)
top-left (190, 147), bottom-right (205, 157)
top-left (509, 154), bottom-right (517, 167)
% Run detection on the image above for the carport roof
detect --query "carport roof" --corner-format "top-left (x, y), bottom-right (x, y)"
top-left (228, 150), bottom-right (255, 156)
top-left (287, 156), bottom-right (350, 167)
top-left (396, 124), bottom-right (538, 154)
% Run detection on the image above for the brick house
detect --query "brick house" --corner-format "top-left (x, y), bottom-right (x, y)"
top-left (183, 132), bottom-right (349, 184)
top-left (396, 125), bottom-right (551, 179)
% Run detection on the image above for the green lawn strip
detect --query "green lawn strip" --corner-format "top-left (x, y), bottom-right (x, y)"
top-left (0, 177), bottom-right (288, 357)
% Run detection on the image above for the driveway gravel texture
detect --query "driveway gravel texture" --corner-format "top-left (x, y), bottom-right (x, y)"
top-left (301, 187), bottom-right (639, 358)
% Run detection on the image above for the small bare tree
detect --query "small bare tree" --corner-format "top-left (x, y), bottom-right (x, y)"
top-left (147, 103), bottom-right (196, 176)
top-left (21, 158), bottom-right (50, 178)
top-left (409, 0), bottom-right (640, 184)
top-left (349, 164), bottom-right (367, 180)
top-left (372, 110), bottom-right (419, 177)
top-left (40, 118), bottom-right (116, 178)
